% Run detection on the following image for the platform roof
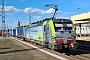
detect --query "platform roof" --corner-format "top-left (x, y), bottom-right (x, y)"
top-left (71, 12), bottom-right (90, 24)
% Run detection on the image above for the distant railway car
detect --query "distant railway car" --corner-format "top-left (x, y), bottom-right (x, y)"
top-left (9, 29), bottom-right (13, 36)
top-left (17, 26), bottom-right (26, 38)
top-left (6, 30), bottom-right (9, 35)
top-left (25, 18), bottom-right (78, 50)
top-left (0, 30), bottom-right (2, 35)
top-left (13, 28), bottom-right (17, 37)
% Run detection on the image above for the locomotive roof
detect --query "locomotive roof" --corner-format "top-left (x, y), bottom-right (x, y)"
top-left (31, 18), bottom-right (72, 27)
top-left (31, 18), bottom-right (71, 24)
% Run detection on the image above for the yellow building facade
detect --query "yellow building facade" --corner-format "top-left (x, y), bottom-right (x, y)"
top-left (71, 12), bottom-right (90, 25)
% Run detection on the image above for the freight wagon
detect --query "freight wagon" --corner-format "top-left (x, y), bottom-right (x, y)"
top-left (25, 18), bottom-right (78, 50)
top-left (0, 30), bottom-right (2, 36)
top-left (13, 28), bottom-right (17, 37)
top-left (17, 26), bottom-right (26, 38)
top-left (11, 26), bottom-right (26, 38)
top-left (9, 29), bottom-right (13, 36)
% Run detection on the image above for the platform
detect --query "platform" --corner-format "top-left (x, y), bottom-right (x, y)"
top-left (76, 37), bottom-right (90, 41)
top-left (0, 37), bottom-right (60, 60)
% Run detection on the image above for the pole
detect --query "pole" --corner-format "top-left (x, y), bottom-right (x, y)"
top-left (79, 23), bottom-right (81, 37)
top-left (1, 0), bottom-right (6, 38)
top-left (2, 0), bottom-right (4, 38)
top-left (29, 12), bottom-right (31, 26)
top-left (7, 24), bottom-right (8, 37)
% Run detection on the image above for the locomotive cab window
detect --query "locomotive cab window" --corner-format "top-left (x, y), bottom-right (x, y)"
top-left (54, 22), bottom-right (64, 32)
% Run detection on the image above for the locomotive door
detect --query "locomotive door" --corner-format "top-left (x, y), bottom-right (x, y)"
top-left (43, 24), bottom-right (49, 42)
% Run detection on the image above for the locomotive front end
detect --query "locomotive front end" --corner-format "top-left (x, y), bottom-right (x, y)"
top-left (53, 20), bottom-right (78, 50)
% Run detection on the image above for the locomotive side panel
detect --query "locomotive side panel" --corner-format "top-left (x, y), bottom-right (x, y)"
top-left (25, 26), bottom-right (43, 42)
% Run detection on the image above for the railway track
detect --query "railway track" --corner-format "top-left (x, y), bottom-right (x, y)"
top-left (79, 45), bottom-right (90, 50)
top-left (76, 40), bottom-right (90, 52)
top-left (61, 40), bottom-right (90, 60)
top-left (67, 50), bottom-right (90, 60)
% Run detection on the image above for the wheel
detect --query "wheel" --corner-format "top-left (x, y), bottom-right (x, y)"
top-left (45, 43), bottom-right (49, 48)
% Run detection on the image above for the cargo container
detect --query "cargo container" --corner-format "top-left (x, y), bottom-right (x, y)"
top-left (9, 29), bottom-right (13, 36)
top-left (17, 26), bottom-right (26, 38)
top-left (13, 28), bottom-right (17, 37)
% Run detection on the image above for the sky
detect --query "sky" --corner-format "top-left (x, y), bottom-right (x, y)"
top-left (0, 0), bottom-right (90, 28)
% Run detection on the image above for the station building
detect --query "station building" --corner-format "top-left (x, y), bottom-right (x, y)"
top-left (71, 12), bottom-right (90, 37)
